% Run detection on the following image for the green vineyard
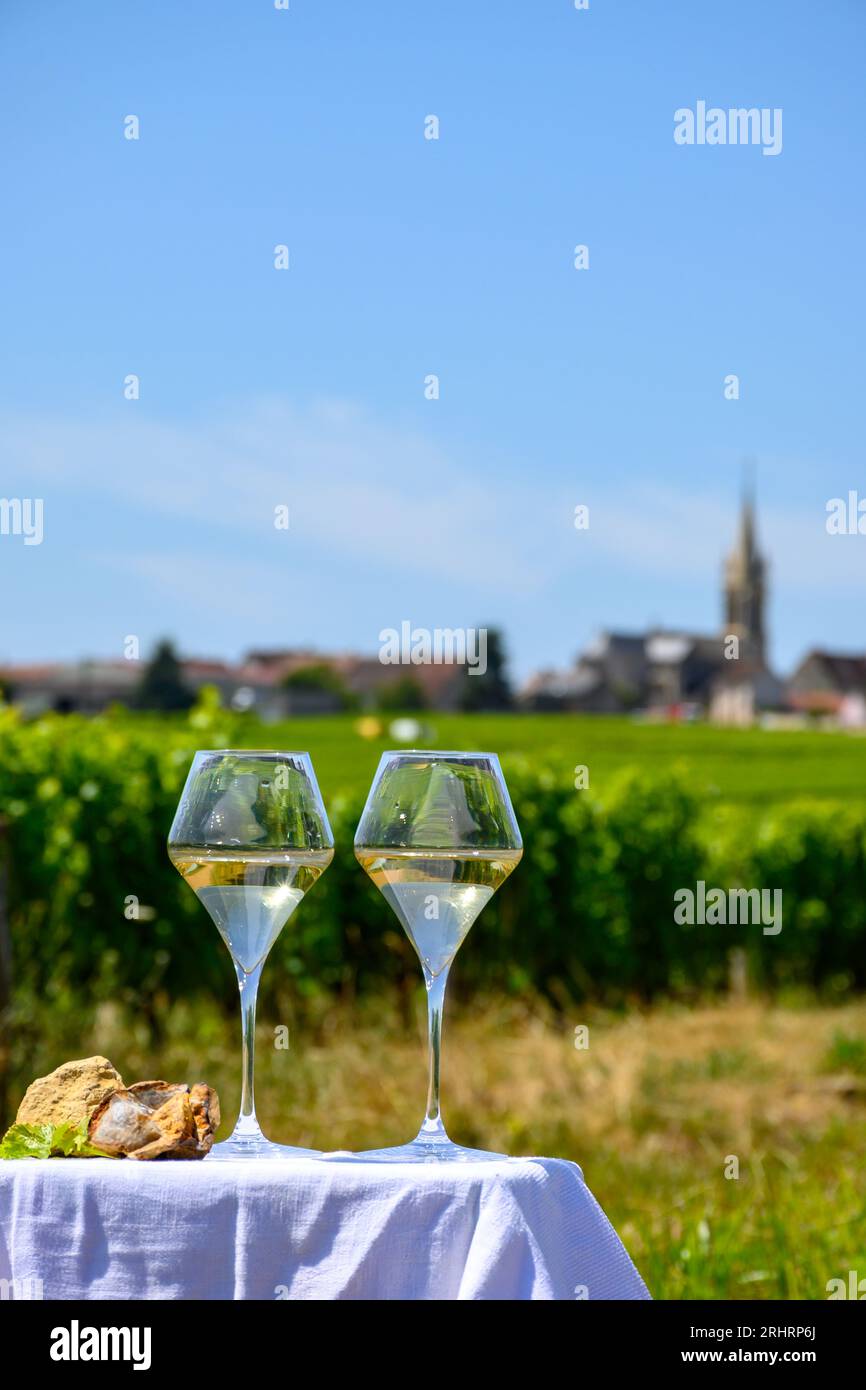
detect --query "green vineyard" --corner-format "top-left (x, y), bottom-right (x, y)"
top-left (2, 695), bottom-right (865, 1018)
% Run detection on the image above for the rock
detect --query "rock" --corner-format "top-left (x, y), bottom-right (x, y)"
top-left (85, 1090), bottom-right (162, 1157)
top-left (127, 1081), bottom-right (189, 1110)
top-left (189, 1082), bottom-right (221, 1148)
top-left (14, 1057), bottom-right (220, 1160)
top-left (16, 1056), bottom-right (125, 1130)
top-left (127, 1093), bottom-right (200, 1161)
top-left (88, 1081), bottom-right (220, 1160)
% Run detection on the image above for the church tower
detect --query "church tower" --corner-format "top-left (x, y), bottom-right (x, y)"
top-left (724, 477), bottom-right (766, 662)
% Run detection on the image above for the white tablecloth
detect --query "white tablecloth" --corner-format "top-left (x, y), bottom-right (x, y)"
top-left (0, 1154), bottom-right (649, 1301)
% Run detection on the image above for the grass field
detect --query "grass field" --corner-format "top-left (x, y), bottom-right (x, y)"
top-left (36, 990), bottom-right (866, 1301)
top-left (219, 712), bottom-right (866, 811)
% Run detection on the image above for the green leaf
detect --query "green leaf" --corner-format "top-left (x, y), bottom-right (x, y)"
top-left (0, 1123), bottom-right (54, 1158)
top-left (44, 1121), bottom-right (79, 1156)
top-left (67, 1129), bottom-right (113, 1158)
top-left (49, 1120), bottom-right (111, 1157)
top-left (0, 1120), bottom-right (115, 1159)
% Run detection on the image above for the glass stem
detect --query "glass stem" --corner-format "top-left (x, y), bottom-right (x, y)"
top-left (236, 961), bottom-right (263, 1133)
top-left (421, 966), bottom-right (450, 1139)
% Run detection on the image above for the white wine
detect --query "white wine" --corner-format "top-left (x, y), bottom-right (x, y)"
top-left (170, 847), bottom-right (333, 973)
top-left (356, 847), bottom-right (521, 977)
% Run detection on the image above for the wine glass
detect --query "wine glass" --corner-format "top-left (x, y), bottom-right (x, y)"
top-left (354, 751), bottom-right (522, 1162)
top-left (168, 750), bottom-right (333, 1159)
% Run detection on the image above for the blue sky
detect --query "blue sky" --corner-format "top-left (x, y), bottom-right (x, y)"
top-left (1, 0), bottom-right (864, 681)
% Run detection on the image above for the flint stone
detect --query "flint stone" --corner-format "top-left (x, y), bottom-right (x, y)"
top-left (16, 1055), bottom-right (125, 1129)
top-left (88, 1080), bottom-right (220, 1160)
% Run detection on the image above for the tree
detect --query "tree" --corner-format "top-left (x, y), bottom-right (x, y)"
top-left (460, 628), bottom-right (513, 711)
top-left (281, 664), bottom-right (357, 711)
top-left (376, 675), bottom-right (428, 712)
top-left (136, 640), bottom-right (195, 712)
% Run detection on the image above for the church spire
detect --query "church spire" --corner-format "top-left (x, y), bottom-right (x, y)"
top-left (724, 463), bottom-right (766, 661)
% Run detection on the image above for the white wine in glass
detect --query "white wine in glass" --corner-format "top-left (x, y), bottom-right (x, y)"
top-left (355, 849), bottom-right (521, 979)
top-left (170, 849), bottom-right (333, 975)
top-left (355, 752), bottom-right (522, 1162)
top-left (168, 751), bottom-right (333, 1160)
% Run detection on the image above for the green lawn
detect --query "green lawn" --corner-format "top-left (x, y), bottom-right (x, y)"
top-left (226, 712), bottom-right (866, 809)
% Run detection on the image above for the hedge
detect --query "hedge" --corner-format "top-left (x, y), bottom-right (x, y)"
top-left (1, 698), bottom-right (864, 1026)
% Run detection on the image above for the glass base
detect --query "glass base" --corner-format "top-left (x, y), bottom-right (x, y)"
top-left (206, 1122), bottom-right (318, 1161)
top-left (352, 1124), bottom-right (507, 1165)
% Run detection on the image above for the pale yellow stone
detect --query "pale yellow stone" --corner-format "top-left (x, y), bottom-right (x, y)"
top-left (16, 1055), bottom-right (125, 1129)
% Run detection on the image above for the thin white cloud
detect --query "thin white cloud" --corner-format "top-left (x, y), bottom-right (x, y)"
top-left (0, 397), bottom-right (556, 593)
top-left (100, 550), bottom-right (283, 621)
top-left (579, 483), bottom-right (866, 591)
top-left (2, 401), bottom-right (862, 612)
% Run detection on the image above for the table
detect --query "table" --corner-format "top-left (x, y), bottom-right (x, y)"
top-left (0, 1153), bottom-right (650, 1300)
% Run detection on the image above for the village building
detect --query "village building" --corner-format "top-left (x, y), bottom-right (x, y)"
top-left (521, 489), bottom-right (786, 722)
